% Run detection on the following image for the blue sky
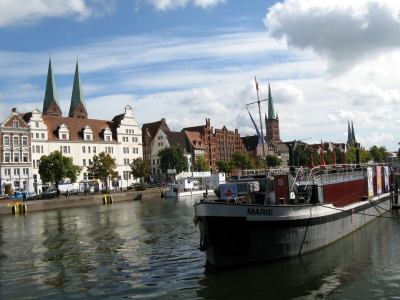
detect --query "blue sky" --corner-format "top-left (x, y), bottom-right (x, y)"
top-left (1, 0), bottom-right (400, 151)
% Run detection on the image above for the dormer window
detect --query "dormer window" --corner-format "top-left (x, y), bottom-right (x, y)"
top-left (86, 134), bottom-right (91, 140)
top-left (83, 125), bottom-right (93, 141)
top-left (62, 134), bottom-right (67, 139)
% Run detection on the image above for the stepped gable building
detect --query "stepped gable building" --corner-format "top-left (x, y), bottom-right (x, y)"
top-left (183, 118), bottom-right (246, 171)
top-left (184, 130), bottom-right (206, 171)
top-left (150, 129), bottom-right (192, 182)
top-left (7, 59), bottom-right (143, 193)
top-left (141, 118), bottom-right (170, 165)
top-left (0, 108), bottom-right (32, 194)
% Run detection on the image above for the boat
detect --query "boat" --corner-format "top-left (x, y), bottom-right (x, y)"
top-left (193, 164), bottom-right (393, 268)
top-left (162, 172), bottom-right (224, 198)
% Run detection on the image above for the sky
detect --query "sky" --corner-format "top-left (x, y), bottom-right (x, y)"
top-left (1, 0), bottom-right (400, 151)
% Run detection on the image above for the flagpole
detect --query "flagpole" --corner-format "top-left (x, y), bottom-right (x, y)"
top-left (246, 77), bottom-right (270, 203)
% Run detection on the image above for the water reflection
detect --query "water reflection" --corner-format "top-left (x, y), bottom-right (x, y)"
top-left (0, 199), bottom-right (399, 299)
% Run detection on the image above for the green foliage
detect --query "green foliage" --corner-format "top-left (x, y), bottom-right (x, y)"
top-left (87, 152), bottom-right (118, 183)
top-left (252, 155), bottom-right (265, 169)
top-left (293, 145), bottom-right (309, 167)
top-left (346, 147), bottom-right (372, 163)
top-left (158, 146), bottom-right (189, 174)
top-left (135, 183), bottom-right (147, 191)
top-left (230, 151), bottom-right (252, 170)
top-left (334, 148), bottom-right (343, 164)
top-left (38, 151), bottom-right (81, 189)
top-left (194, 156), bottom-right (210, 171)
top-left (265, 155), bottom-right (282, 167)
top-left (325, 149), bottom-right (332, 165)
top-left (216, 160), bottom-right (235, 174)
top-left (130, 158), bottom-right (150, 183)
top-left (369, 145), bottom-right (388, 162)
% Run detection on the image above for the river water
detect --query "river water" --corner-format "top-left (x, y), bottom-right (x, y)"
top-left (0, 197), bottom-right (400, 299)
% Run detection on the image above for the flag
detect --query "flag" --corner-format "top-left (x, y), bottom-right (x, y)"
top-left (255, 78), bottom-right (259, 91)
top-left (248, 108), bottom-right (263, 146)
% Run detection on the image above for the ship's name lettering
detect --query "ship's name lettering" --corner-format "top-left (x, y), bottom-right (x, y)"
top-left (247, 208), bottom-right (273, 216)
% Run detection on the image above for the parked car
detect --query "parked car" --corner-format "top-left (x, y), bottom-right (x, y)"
top-left (127, 184), bottom-right (137, 190)
top-left (39, 190), bottom-right (56, 199)
top-left (9, 191), bottom-right (29, 200)
top-left (68, 189), bottom-right (81, 196)
top-left (29, 192), bottom-right (37, 200)
top-left (0, 194), bottom-right (9, 200)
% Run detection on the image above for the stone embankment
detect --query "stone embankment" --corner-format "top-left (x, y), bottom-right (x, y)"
top-left (0, 189), bottom-right (164, 215)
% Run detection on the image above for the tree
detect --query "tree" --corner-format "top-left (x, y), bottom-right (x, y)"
top-left (194, 156), bottom-right (210, 171)
top-left (230, 151), bottom-right (252, 171)
top-left (265, 155), bottom-right (282, 167)
top-left (293, 144), bottom-right (309, 167)
top-left (38, 150), bottom-right (82, 190)
top-left (130, 158), bottom-right (151, 183)
top-left (252, 155), bottom-right (265, 169)
top-left (346, 147), bottom-right (372, 163)
top-left (369, 145), bottom-right (383, 162)
top-left (158, 146), bottom-right (189, 174)
top-left (87, 152), bottom-right (118, 187)
top-left (334, 148), bottom-right (343, 164)
top-left (217, 160), bottom-right (235, 174)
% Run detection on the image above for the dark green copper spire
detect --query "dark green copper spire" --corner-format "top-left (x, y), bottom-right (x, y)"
top-left (267, 83), bottom-right (276, 120)
top-left (69, 61), bottom-right (87, 118)
top-left (43, 58), bottom-right (62, 116)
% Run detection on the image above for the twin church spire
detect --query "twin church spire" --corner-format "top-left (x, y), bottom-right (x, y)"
top-left (42, 59), bottom-right (87, 118)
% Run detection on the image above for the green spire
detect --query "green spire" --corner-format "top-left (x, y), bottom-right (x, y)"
top-left (43, 58), bottom-right (61, 115)
top-left (347, 120), bottom-right (354, 146)
top-left (267, 83), bottom-right (276, 120)
top-left (69, 61), bottom-right (87, 117)
top-left (351, 121), bottom-right (356, 143)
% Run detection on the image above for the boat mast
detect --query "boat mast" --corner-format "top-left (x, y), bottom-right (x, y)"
top-left (246, 77), bottom-right (270, 202)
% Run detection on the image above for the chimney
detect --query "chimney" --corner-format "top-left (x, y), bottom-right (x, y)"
top-left (12, 108), bottom-right (17, 113)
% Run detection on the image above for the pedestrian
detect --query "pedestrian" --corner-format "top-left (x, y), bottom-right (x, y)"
top-left (57, 189), bottom-right (61, 199)
top-left (84, 188), bottom-right (87, 197)
top-left (66, 189), bottom-right (69, 199)
top-left (23, 192), bottom-right (27, 202)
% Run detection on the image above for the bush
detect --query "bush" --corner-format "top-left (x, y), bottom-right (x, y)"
top-left (135, 183), bottom-right (147, 191)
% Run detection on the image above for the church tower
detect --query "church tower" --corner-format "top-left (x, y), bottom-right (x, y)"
top-left (42, 58), bottom-right (62, 116)
top-left (265, 83), bottom-right (281, 143)
top-left (68, 61), bottom-right (88, 119)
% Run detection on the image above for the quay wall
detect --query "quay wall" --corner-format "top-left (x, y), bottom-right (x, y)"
top-left (0, 189), bottom-right (163, 215)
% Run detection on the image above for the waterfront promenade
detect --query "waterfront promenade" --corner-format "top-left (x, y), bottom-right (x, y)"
top-left (0, 189), bottom-right (163, 215)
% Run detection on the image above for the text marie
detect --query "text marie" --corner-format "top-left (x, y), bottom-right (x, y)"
top-left (247, 208), bottom-right (273, 216)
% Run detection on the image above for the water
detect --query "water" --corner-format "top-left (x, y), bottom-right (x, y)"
top-left (1, 198), bottom-right (400, 299)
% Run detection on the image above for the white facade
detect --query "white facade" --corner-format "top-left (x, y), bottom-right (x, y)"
top-left (0, 109), bottom-right (33, 193)
top-left (27, 106), bottom-right (142, 193)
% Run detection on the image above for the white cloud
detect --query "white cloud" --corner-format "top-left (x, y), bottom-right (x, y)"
top-left (0, 0), bottom-right (117, 28)
top-left (265, 0), bottom-right (400, 75)
top-left (0, 0), bottom-right (94, 27)
top-left (20, 84), bottom-right (38, 91)
top-left (144, 0), bottom-right (225, 11)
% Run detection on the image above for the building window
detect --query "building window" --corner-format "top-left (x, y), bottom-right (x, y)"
top-left (93, 146), bottom-right (96, 153)
top-left (62, 134), bottom-right (67, 139)
top-left (14, 152), bottom-right (19, 162)
top-left (83, 172), bottom-right (87, 180)
top-left (31, 133), bottom-right (33, 138)
top-left (63, 146), bottom-right (67, 154)
top-left (41, 146), bottom-right (43, 153)
top-left (22, 136), bottom-right (28, 146)
top-left (36, 133), bottom-right (39, 139)
top-left (86, 134), bottom-right (91, 140)
top-left (14, 168), bottom-right (20, 175)
top-left (36, 145), bottom-right (40, 153)
top-left (88, 146), bottom-right (91, 153)
top-left (23, 168), bottom-right (29, 175)
top-left (4, 136), bottom-right (10, 146)
top-left (4, 153), bottom-right (10, 163)
top-left (41, 133), bottom-right (45, 139)
top-left (106, 135), bottom-right (110, 141)
top-left (83, 159), bottom-right (86, 166)
top-left (4, 168), bottom-right (11, 176)
top-left (89, 159), bottom-right (92, 165)
top-left (37, 160), bottom-right (40, 166)
top-left (68, 146), bottom-right (70, 153)
top-left (23, 153), bottom-right (28, 162)
top-left (35, 122), bottom-right (39, 128)
top-left (13, 136), bottom-right (19, 146)
top-left (82, 146), bottom-right (85, 153)
top-left (13, 120), bottom-right (18, 128)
